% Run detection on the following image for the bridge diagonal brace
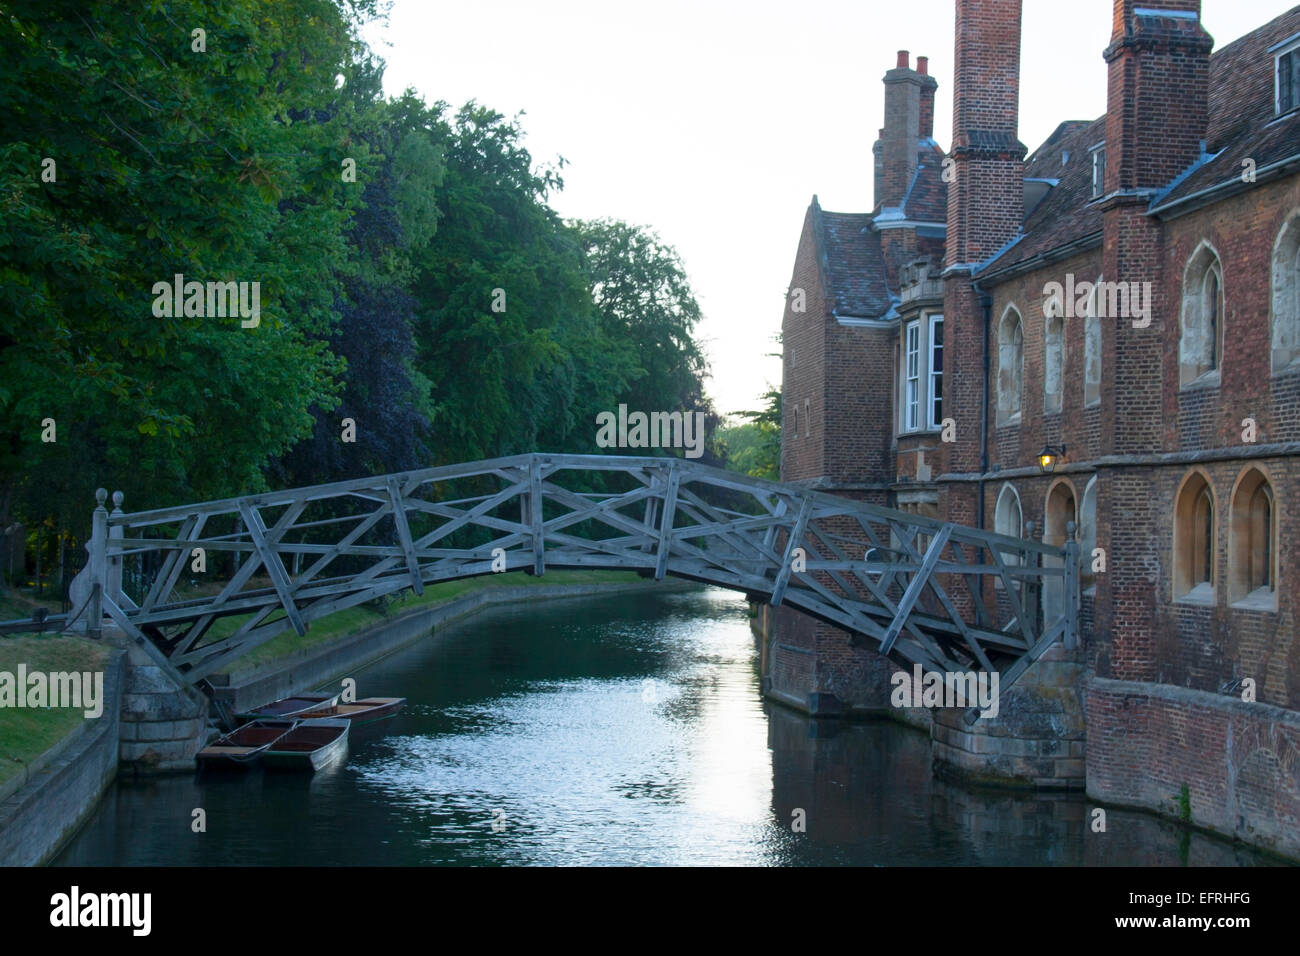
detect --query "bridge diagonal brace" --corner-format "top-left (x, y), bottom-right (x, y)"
top-left (885, 528), bottom-right (995, 673)
top-left (387, 478), bottom-right (423, 596)
top-left (879, 524), bottom-right (951, 656)
top-left (142, 513), bottom-right (204, 612)
top-left (238, 501), bottom-right (307, 636)
top-left (770, 494), bottom-right (813, 607)
top-left (654, 464), bottom-right (681, 580)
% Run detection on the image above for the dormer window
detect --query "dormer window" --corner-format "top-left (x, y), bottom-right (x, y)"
top-left (1089, 143), bottom-right (1106, 199)
top-left (1277, 36), bottom-right (1300, 116)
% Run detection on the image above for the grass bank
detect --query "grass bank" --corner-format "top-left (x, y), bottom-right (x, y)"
top-left (0, 633), bottom-right (109, 790)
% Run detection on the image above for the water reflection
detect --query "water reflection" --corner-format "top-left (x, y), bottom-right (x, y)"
top-left (55, 587), bottom-right (1282, 866)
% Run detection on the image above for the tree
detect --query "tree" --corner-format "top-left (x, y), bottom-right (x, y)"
top-left (574, 219), bottom-right (720, 462)
top-left (0, 0), bottom-right (374, 532)
top-left (721, 338), bottom-right (781, 480)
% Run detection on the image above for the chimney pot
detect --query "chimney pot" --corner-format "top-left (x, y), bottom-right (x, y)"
top-left (917, 56), bottom-right (928, 75)
top-left (897, 50), bottom-right (910, 69)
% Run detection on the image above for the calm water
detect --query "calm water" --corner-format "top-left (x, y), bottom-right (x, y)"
top-left (55, 587), bottom-right (1278, 866)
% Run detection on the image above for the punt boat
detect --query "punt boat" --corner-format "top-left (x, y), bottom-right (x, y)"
top-left (261, 718), bottom-right (350, 771)
top-left (298, 697), bottom-right (406, 724)
top-left (195, 720), bottom-right (296, 768)
top-left (235, 693), bottom-right (338, 722)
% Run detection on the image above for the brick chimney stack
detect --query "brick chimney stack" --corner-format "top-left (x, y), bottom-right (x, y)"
top-left (1096, 1), bottom-right (1212, 685)
top-left (942, 0), bottom-right (1026, 489)
top-left (1103, 0), bottom-right (1213, 194)
top-left (917, 56), bottom-right (936, 140)
top-left (873, 130), bottom-right (885, 210)
top-left (877, 51), bottom-right (934, 210)
top-left (946, 0), bottom-right (1026, 267)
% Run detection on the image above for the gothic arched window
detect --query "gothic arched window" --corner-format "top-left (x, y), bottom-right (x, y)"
top-left (997, 306), bottom-right (1024, 423)
top-left (1181, 244), bottom-right (1224, 386)
top-left (1273, 212), bottom-right (1300, 373)
top-left (1044, 312), bottom-right (1065, 414)
top-left (1084, 277), bottom-right (1102, 407)
top-left (1229, 468), bottom-right (1276, 608)
top-left (1174, 470), bottom-right (1215, 602)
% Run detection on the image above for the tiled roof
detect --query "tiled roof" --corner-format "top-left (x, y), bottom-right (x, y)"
top-left (983, 6), bottom-right (1300, 273)
top-left (814, 204), bottom-right (894, 318)
top-left (979, 119), bottom-right (1104, 276)
top-left (904, 142), bottom-right (950, 223)
top-left (1151, 6), bottom-right (1300, 212)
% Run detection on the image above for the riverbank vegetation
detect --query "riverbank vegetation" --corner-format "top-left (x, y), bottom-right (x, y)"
top-left (0, 0), bottom-right (728, 599)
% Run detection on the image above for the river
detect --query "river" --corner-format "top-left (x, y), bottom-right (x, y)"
top-left (54, 586), bottom-right (1280, 866)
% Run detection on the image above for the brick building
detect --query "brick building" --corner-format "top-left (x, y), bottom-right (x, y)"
top-left (773, 0), bottom-right (1300, 857)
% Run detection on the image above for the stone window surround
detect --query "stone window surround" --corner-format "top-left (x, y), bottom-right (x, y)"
top-left (1173, 467), bottom-right (1217, 605)
top-left (996, 304), bottom-right (1024, 426)
top-left (1272, 210), bottom-right (1300, 374)
top-left (1179, 240), bottom-right (1225, 390)
top-left (897, 310), bottom-right (944, 435)
top-left (1083, 276), bottom-right (1103, 407)
top-left (993, 482), bottom-right (1024, 588)
top-left (1079, 476), bottom-right (1098, 593)
top-left (1227, 465), bottom-right (1278, 612)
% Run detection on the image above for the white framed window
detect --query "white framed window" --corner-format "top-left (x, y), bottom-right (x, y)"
top-left (928, 314), bottom-right (944, 429)
top-left (904, 320), bottom-right (921, 431)
top-left (900, 313), bottom-right (943, 434)
top-left (1090, 143), bottom-right (1106, 199)
top-left (1276, 36), bottom-right (1300, 116)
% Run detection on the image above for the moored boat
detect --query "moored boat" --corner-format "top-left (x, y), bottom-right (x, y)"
top-left (298, 697), bottom-right (406, 724)
top-left (261, 718), bottom-right (350, 771)
top-left (236, 692), bottom-right (338, 722)
top-left (196, 720), bottom-right (296, 769)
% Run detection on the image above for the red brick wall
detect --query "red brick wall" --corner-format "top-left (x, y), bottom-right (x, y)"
top-left (1087, 677), bottom-right (1300, 859)
top-left (781, 207), bottom-right (827, 484)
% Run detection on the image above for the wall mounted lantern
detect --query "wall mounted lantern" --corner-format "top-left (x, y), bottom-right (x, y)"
top-left (1037, 444), bottom-right (1067, 474)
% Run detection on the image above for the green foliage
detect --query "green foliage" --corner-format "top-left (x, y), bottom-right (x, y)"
top-left (723, 339), bottom-right (781, 479)
top-left (0, 1), bottom-right (723, 566)
top-left (0, 0), bottom-right (370, 527)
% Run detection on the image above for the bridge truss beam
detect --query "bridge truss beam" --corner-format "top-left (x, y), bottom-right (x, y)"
top-left (3, 454), bottom-right (1079, 694)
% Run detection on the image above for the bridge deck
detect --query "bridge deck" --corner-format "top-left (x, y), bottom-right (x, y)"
top-left (2, 454), bottom-right (1078, 701)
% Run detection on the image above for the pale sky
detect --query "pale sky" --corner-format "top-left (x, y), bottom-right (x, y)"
top-left (363, 0), bottom-right (1294, 417)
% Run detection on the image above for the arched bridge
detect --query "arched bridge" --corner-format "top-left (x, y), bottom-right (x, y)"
top-left (4, 454), bottom-right (1078, 698)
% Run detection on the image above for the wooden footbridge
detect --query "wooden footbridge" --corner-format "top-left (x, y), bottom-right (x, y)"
top-left (2, 454), bottom-right (1078, 696)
